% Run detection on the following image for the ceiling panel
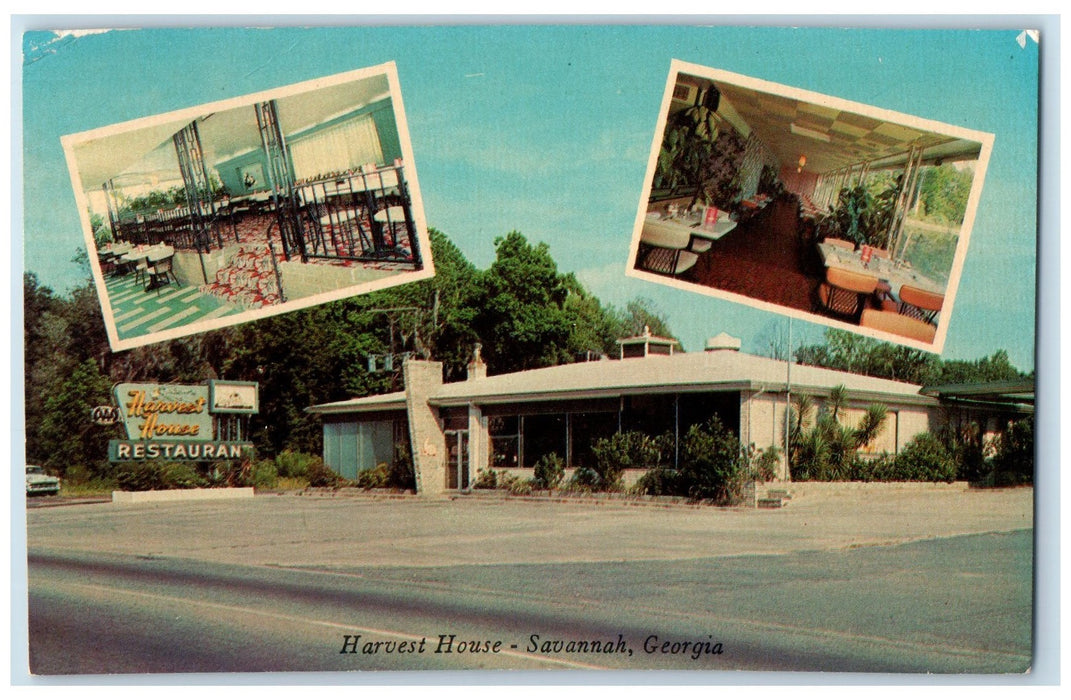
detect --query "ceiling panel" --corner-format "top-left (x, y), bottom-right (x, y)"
top-left (681, 73), bottom-right (984, 175)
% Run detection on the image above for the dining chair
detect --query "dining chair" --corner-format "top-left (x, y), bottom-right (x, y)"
top-left (638, 244), bottom-right (699, 277)
top-left (815, 267), bottom-right (880, 322)
top-left (134, 254), bottom-right (149, 287)
top-left (860, 309), bottom-right (937, 344)
top-left (898, 285), bottom-right (944, 325)
top-left (146, 247), bottom-right (178, 294)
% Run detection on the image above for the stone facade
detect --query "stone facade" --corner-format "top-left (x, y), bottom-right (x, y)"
top-left (403, 360), bottom-right (447, 496)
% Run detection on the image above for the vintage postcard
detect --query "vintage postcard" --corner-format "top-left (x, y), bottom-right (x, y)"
top-left (17, 24), bottom-right (1044, 682)
top-left (628, 60), bottom-right (994, 353)
top-left (61, 62), bottom-right (433, 352)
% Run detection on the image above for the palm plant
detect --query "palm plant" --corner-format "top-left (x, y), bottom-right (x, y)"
top-left (788, 386), bottom-right (888, 481)
top-left (654, 103), bottom-right (719, 203)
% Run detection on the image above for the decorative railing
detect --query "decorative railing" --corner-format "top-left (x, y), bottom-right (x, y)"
top-left (288, 163), bottom-right (421, 266)
top-left (109, 163), bottom-right (422, 270)
top-left (113, 203), bottom-right (231, 252)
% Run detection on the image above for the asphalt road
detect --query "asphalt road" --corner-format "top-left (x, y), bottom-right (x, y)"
top-left (23, 488), bottom-right (1034, 677)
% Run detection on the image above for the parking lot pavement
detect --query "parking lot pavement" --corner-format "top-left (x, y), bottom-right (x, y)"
top-left (25, 483), bottom-right (1033, 569)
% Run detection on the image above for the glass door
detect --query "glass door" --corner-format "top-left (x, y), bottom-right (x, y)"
top-left (444, 430), bottom-right (469, 491)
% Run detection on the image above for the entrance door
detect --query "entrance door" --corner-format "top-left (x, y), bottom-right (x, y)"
top-left (444, 430), bottom-right (470, 491)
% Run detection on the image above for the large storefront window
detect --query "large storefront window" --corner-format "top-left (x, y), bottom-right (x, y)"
top-left (323, 419), bottom-right (396, 480)
top-left (622, 395), bottom-right (677, 436)
top-left (569, 411), bottom-right (619, 468)
top-left (523, 414), bottom-right (566, 467)
top-left (489, 415), bottom-right (520, 469)
top-left (489, 410), bottom-right (617, 469)
top-left (485, 394), bottom-right (738, 470)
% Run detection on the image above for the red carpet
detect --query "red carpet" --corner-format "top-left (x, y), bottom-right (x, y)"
top-left (684, 198), bottom-right (820, 313)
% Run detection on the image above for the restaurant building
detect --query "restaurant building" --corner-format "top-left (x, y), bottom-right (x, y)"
top-left (307, 331), bottom-right (960, 496)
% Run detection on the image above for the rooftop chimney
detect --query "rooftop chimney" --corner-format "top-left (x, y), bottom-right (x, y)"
top-left (705, 332), bottom-right (742, 352)
top-left (467, 343), bottom-right (487, 381)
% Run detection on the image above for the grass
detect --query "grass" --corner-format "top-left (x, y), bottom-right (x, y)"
top-left (58, 480), bottom-right (117, 498)
top-left (270, 476), bottom-right (311, 491)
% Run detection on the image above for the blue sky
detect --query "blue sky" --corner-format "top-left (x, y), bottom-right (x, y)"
top-left (20, 25), bottom-right (1039, 369)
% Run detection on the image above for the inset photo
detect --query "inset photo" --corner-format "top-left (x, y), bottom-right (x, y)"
top-left (628, 60), bottom-right (994, 352)
top-left (63, 62), bottom-right (432, 351)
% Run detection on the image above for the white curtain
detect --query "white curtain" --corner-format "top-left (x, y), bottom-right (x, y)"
top-left (289, 115), bottom-right (384, 180)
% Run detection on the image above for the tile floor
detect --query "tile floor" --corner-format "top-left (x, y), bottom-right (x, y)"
top-left (105, 271), bottom-right (243, 340)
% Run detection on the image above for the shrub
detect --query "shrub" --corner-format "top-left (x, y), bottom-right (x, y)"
top-left (472, 469), bottom-right (499, 490)
top-left (590, 431), bottom-right (669, 490)
top-left (115, 461), bottom-right (207, 491)
top-left (204, 459), bottom-right (246, 486)
top-left (750, 446), bottom-right (780, 482)
top-left (250, 459), bottom-right (279, 489)
top-left (851, 454), bottom-right (891, 482)
top-left (507, 477), bottom-right (535, 496)
top-left (635, 417), bottom-right (751, 503)
top-left (63, 464), bottom-right (93, 485)
top-left (389, 441), bottom-right (416, 490)
top-left (677, 416), bottom-right (749, 503)
top-left (990, 418), bottom-right (1034, 486)
top-left (305, 457), bottom-right (343, 488)
top-left (274, 450), bottom-right (321, 479)
top-left (565, 466), bottom-right (599, 491)
top-left (940, 421), bottom-right (989, 482)
top-left (886, 433), bottom-right (958, 482)
top-left (633, 466), bottom-right (679, 496)
top-left (356, 463), bottom-right (390, 489)
top-left (533, 453), bottom-right (565, 490)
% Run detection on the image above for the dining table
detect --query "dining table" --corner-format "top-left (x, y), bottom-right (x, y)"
top-left (641, 209), bottom-right (738, 251)
top-left (816, 241), bottom-right (945, 299)
top-left (119, 244), bottom-right (174, 290)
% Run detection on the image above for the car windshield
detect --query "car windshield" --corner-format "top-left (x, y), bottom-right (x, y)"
top-left (26, 466), bottom-right (45, 475)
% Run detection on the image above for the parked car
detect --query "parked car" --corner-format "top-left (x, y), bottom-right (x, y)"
top-left (26, 465), bottom-right (60, 496)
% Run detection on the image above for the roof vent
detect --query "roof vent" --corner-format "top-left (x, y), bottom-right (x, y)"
top-left (616, 326), bottom-right (680, 359)
top-left (705, 333), bottom-right (742, 352)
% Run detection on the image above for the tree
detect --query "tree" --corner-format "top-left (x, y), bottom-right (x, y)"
top-left (793, 329), bottom-right (1031, 387)
top-left (795, 329), bottom-right (942, 385)
top-left (918, 164), bottom-right (973, 225)
top-left (935, 350), bottom-right (1024, 385)
top-left (473, 232), bottom-right (574, 374)
top-left (37, 358), bottom-right (117, 477)
top-left (22, 228), bottom-right (680, 471)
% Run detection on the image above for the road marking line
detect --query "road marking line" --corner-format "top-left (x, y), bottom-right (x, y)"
top-left (50, 580), bottom-right (609, 671)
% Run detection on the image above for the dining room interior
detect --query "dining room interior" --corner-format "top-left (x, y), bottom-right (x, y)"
top-left (633, 67), bottom-right (989, 346)
top-left (68, 67), bottom-right (425, 345)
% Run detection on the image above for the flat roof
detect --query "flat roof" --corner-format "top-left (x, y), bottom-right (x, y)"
top-left (306, 390), bottom-right (408, 415)
top-left (920, 380), bottom-right (1035, 413)
top-left (306, 349), bottom-right (944, 416)
top-left (428, 349), bottom-right (936, 407)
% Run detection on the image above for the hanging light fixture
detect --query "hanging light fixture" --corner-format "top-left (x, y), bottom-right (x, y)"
top-left (797, 154), bottom-right (807, 173)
